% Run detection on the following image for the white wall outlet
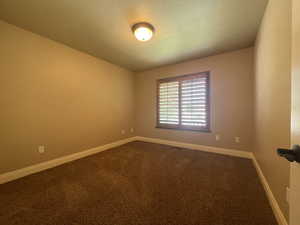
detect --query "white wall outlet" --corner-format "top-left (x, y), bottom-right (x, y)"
top-left (235, 137), bottom-right (240, 143)
top-left (130, 128), bottom-right (134, 133)
top-left (121, 129), bottom-right (125, 135)
top-left (215, 134), bottom-right (220, 141)
top-left (286, 187), bottom-right (290, 203)
top-left (38, 146), bottom-right (45, 154)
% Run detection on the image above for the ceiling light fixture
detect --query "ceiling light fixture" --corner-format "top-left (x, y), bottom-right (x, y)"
top-left (132, 22), bottom-right (155, 42)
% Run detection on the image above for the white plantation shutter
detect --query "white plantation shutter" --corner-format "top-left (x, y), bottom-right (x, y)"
top-left (159, 81), bottom-right (179, 125)
top-left (157, 72), bottom-right (210, 131)
top-left (181, 76), bottom-right (208, 128)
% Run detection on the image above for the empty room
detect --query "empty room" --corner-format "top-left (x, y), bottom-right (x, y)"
top-left (1, 0), bottom-right (300, 225)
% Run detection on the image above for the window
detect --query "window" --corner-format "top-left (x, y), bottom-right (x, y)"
top-left (157, 72), bottom-right (210, 132)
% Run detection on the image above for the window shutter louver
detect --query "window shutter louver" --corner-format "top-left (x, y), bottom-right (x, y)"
top-left (159, 81), bottom-right (179, 125)
top-left (181, 76), bottom-right (208, 128)
top-left (157, 72), bottom-right (210, 132)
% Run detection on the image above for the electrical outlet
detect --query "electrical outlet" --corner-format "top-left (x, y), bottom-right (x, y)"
top-left (38, 146), bottom-right (45, 154)
top-left (130, 128), bottom-right (134, 133)
top-left (121, 130), bottom-right (125, 135)
top-left (286, 187), bottom-right (290, 203)
top-left (235, 137), bottom-right (240, 143)
top-left (215, 134), bottom-right (220, 141)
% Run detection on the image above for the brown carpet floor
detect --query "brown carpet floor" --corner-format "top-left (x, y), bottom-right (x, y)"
top-left (0, 141), bottom-right (277, 225)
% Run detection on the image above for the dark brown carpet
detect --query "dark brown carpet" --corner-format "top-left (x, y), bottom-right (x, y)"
top-left (0, 141), bottom-right (277, 225)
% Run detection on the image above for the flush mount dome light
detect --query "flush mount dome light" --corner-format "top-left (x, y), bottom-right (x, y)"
top-left (132, 22), bottom-right (155, 42)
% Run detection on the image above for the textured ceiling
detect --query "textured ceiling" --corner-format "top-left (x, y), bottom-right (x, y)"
top-left (0, 0), bottom-right (268, 71)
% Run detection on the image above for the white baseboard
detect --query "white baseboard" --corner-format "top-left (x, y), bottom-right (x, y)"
top-left (135, 136), bottom-right (253, 159)
top-left (135, 136), bottom-right (288, 225)
top-left (0, 135), bottom-right (288, 225)
top-left (0, 136), bottom-right (251, 185)
top-left (251, 154), bottom-right (288, 225)
top-left (0, 137), bottom-right (137, 184)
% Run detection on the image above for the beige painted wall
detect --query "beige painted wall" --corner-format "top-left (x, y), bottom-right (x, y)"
top-left (254, 0), bottom-right (291, 220)
top-left (0, 20), bottom-right (135, 174)
top-left (135, 48), bottom-right (254, 151)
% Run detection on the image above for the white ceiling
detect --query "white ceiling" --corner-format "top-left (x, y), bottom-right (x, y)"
top-left (0, 0), bottom-right (268, 71)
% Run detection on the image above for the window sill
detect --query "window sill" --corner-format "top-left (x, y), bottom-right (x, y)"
top-left (155, 126), bottom-right (211, 133)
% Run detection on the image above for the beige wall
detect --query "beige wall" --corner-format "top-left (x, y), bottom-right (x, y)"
top-left (0, 20), bottom-right (135, 174)
top-left (0, 6), bottom-right (292, 222)
top-left (135, 48), bottom-right (254, 152)
top-left (254, 0), bottom-right (291, 220)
